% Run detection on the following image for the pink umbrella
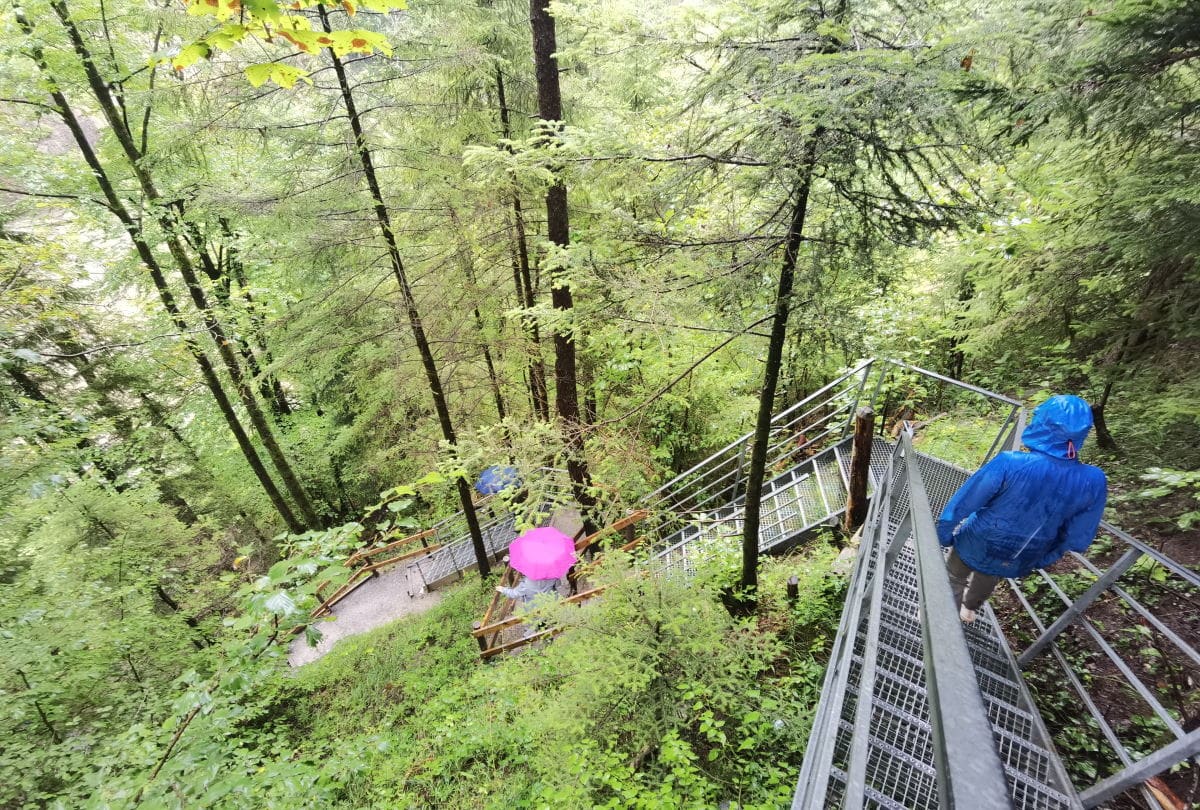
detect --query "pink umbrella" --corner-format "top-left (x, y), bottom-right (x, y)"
top-left (508, 526), bottom-right (577, 580)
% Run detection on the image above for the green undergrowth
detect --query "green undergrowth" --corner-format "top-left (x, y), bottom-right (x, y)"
top-left (275, 543), bottom-right (845, 808)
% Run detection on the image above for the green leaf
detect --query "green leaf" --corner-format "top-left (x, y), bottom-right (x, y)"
top-left (172, 43), bottom-right (211, 70)
top-left (243, 0), bottom-right (284, 22)
top-left (244, 63), bottom-right (274, 87)
top-left (264, 590), bottom-right (297, 616)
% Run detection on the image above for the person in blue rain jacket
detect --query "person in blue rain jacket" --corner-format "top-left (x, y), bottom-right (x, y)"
top-left (937, 395), bottom-right (1107, 623)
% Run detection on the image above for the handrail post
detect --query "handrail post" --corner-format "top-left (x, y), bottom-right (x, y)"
top-left (843, 407), bottom-right (874, 535)
top-left (1017, 547), bottom-right (1142, 668)
top-left (1078, 730), bottom-right (1200, 809)
top-left (980, 403), bottom-right (1019, 466)
top-left (791, 439), bottom-right (902, 809)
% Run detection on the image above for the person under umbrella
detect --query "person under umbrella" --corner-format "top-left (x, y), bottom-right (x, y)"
top-left (474, 465), bottom-right (521, 496)
top-left (496, 527), bottom-right (577, 635)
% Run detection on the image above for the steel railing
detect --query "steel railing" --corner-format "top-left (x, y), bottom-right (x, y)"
top-left (1006, 519), bottom-right (1200, 808)
top-left (793, 430), bottom-right (1013, 809)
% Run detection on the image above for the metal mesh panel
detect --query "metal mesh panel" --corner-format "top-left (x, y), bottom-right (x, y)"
top-left (410, 513), bottom-right (518, 585)
top-left (994, 727), bottom-right (1052, 781)
top-left (827, 769), bottom-right (912, 810)
top-left (986, 698), bottom-right (1036, 740)
top-left (861, 743), bottom-right (940, 810)
top-left (1008, 770), bottom-right (1076, 810)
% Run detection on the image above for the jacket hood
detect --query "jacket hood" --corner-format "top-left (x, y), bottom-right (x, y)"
top-left (1022, 395), bottom-right (1093, 459)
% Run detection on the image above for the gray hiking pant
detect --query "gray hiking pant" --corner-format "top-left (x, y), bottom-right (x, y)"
top-left (946, 548), bottom-right (1003, 611)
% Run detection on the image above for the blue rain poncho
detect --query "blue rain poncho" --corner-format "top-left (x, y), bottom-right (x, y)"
top-left (937, 395), bottom-right (1108, 578)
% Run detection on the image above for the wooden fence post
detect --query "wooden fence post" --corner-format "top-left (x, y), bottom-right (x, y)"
top-left (843, 407), bottom-right (875, 534)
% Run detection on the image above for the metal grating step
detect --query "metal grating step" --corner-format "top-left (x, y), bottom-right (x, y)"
top-left (832, 739), bottom-right (940, 809)
top-left (827, 768), bottom-right (911, 810)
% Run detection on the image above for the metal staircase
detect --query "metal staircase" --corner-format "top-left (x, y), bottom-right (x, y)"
top-left (785, 367), bottom-right (1200, 810)
top-left (795, 432), bottom-right (1080, 809)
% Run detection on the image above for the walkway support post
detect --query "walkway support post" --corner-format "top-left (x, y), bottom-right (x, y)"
top-left (843, 407), bottom-right (874, 534)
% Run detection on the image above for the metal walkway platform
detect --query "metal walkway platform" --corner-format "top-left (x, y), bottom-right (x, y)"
top-left (796, 436), bottom-right (1079, 809)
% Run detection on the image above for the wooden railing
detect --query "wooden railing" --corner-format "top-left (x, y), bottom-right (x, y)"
top-left (471, 510), bottom-right (652, 659)
top-left (312, 528), bottom-right (443, 619)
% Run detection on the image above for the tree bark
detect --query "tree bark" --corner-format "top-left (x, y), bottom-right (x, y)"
top-left (16, 9), bottom-right (304, 533)
top-left (318, 5), bottom-right (489, 577)
top-left (496, 66), bottom-right (551, 420)
top-left (1092, 381), bottom-right (1118, 451)
top-left (740, 146), bottom-right (819, 601)
top-left (6, 366), bottom-right (51, 404)
top-left (219, 219), bottom-right (293, 417)
top-left (49, 0), bottom-right (323, 530)
top-left (529, 0), bottom-right (599, 534)
top-left (16, 670), bottom-right (61, 744)
top-left (182, 212), bottom-right (291, 418)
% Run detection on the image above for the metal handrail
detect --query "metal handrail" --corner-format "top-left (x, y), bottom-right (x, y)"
top-left (794, 432), bottom-right (1013, 808)
top-left (643, 360), bottom-right (874, 504)
top-left (1007, 515), bottom-right (1200, 808)
top-left (878, 359), bottom-right (1022, 407)
top-left (899, 430), bottom-right (1011, 809)
top-left (864, 359), bottom-right (1021, 469)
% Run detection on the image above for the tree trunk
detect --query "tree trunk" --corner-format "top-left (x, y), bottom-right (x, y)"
top-left (1091, 381), bottom-right (1118, 451)
top-left (318, 5), bottom-right (489, 577)
top-left (17, 9), bottom-right (304, 534)
top-left (7, 366), bottom-right (51, 404)
top-left (184, 213), bottom-right (291, 418)
top-left (529, 0), bottom-right (599, 535)
top-left (496, 66), bottom-right (551, 421)
top-left (220, 217), bottom-right (293, 417)
top-left (740, 148), bottom-right (819, 603)
top-left (49, 0), bottom-right (324, 531)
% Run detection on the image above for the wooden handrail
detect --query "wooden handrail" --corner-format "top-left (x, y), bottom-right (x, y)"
top-left (359, 543), bottom-right (442, 574)
top-left (480, 566), bottom-right (519, 628)
top-left (312, 568), bottom-right (371, 618)
top-left (480, 628), bottom-right (559, 659)
top-left (618, 534), bottom-right (647, 553)
top-left (312, 543), bottom-right (443, 618)
top-left (473, 510), bottom-right (652, 659)
top-left (346, 528), bottom-right (437, 567)
top-left (575, 509), bottom-right (651, 552)
top-left (473, 585), bottom-right (608, 638)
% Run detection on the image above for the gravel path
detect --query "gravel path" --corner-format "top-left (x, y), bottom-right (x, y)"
top-left (288, 563), bottom-right (442, 667)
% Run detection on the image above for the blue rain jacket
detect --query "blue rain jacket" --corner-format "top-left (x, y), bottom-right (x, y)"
top-left (937, 396), bottom-right (1107, 578)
